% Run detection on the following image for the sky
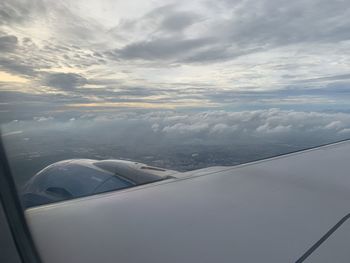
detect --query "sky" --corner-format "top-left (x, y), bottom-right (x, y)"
top-left (0, 0), bottom-right (350, 122)
top-left (1, 0), bottom-right (350, 155)
top-left (1, 0), bottom-right (350, 181)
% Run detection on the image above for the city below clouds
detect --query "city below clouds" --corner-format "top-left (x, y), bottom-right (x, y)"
top-left (0, 0), bottom-right (350, 119)
top-left (3, 108), bottom-right (350, 184)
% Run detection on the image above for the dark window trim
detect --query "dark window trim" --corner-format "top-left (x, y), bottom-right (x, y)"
top-left (295, 213), bottom-right (350, 263)
top-left (0, 137), bottom-right (42, 263)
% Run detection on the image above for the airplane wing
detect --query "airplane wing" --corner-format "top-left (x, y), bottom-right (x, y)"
top-left (24, 140), bottom-right (350, 263)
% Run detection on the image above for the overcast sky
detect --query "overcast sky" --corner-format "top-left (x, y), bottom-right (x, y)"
top-left (1, 0), bottom-right (350, 122)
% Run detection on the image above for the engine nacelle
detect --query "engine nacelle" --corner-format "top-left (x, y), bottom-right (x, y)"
top-left (22, 159), bottom-right (178, 208)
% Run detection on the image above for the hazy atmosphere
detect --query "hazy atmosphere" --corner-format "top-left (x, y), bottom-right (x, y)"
top-left (1, 0), bottom-right (350, 187)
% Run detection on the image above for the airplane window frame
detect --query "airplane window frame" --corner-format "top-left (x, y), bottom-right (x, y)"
top-left (0, 137), bottom-right (42, 263)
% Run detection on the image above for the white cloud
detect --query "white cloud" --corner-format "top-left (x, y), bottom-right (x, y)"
top-left (4, 109), bottom-right (350, 142)
top-left (151, 123), bottom-right (160, 132)
top-left (339, 128), bottom-right (350, 135)
top-left (256, 124), bottom-right (292, 134)
top-left (162, 122), bottom-right (209, 134)
top-left (33, 116), bottom-right (53, 122)
top-left (210, 123), bottom-right (229, 133)
top-left (2, 130), bottom-right (23, 137)
top-left (324, 121), bottom-right (344, 130)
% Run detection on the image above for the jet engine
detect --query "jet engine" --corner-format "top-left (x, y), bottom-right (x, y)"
top-left (22, 159), bottom-right (178, 208)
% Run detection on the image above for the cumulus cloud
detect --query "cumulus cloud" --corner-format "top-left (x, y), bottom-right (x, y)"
top-left (4, 109), bottom-right (350, 141)
top-left (210, 123), bottom-right (234, 134)
top-left (143, 109), bottom-right (350, 140)
top-left (3, 109), bottom-right (350, 176)
top-left (163, 122), bottom-right (209, 134)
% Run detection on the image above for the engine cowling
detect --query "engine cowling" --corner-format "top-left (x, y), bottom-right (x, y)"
top-left (22, 159), bottom-right (178, 208)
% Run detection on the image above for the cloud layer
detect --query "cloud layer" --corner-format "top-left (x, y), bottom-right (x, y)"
top-left (3, 108), bottom-right (350, 187)
top-left (4, 109), bottom-right (350, 143)
top-left (0, 0), bottom-right (349, 117)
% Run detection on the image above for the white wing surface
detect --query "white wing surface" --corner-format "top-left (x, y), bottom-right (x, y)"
top-left (25, 140), bottom-right (350, 262)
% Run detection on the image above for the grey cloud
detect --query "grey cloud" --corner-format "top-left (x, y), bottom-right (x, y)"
top-left (114, 4), bottom-right (200, 36)
top-left (1, 0), bottom-right (106, 46)
top-left (190, 81), bottom-right (350, 107)
top-left (0, 0), bottom-right (349, 118)
top-left (0, 90), bottom-right (89, 105)
top-left (322, 82), bottom-right (350, 95)
top-left (58, 13), bottom-right (104, 43)
top-left (160, 11), bottom-right (200, 32)
top-left (0, 34), bottom-right (18, 52)
top-left (0, 18), bottom-right (104, 78)
top-left (76, 79), bottom-right (350, 108)
top-left (44, 73), bottom-right (87, 90)
top-left (22, 37), bottom-right (32, 44)
top-left (112, 37), bottom-right (213, 60)
top-left (0, 90), bottom-right (91, 123)
top-left (75, 86), bottom-right (160, 99)
top-left (0, 0), bottom-right (46, 25)
top-left (181, 46), bottom-right (264, 63)
top-left (112, 0), bottom-right (350, 64)
top-left (112, 87), bottom-right (159, 97)
top-left (221, 0), bottom-right (350, 45)
top-left (0, 58), bottom-right (36, 76)
top-left (181, 46), bottom-right (232, 63)
top-left (295, 74), bottom-right (350, 83)
top-left (109, 4), bottom-right (207, 62)
top-left (216, 0), bottom-right (350, 58)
